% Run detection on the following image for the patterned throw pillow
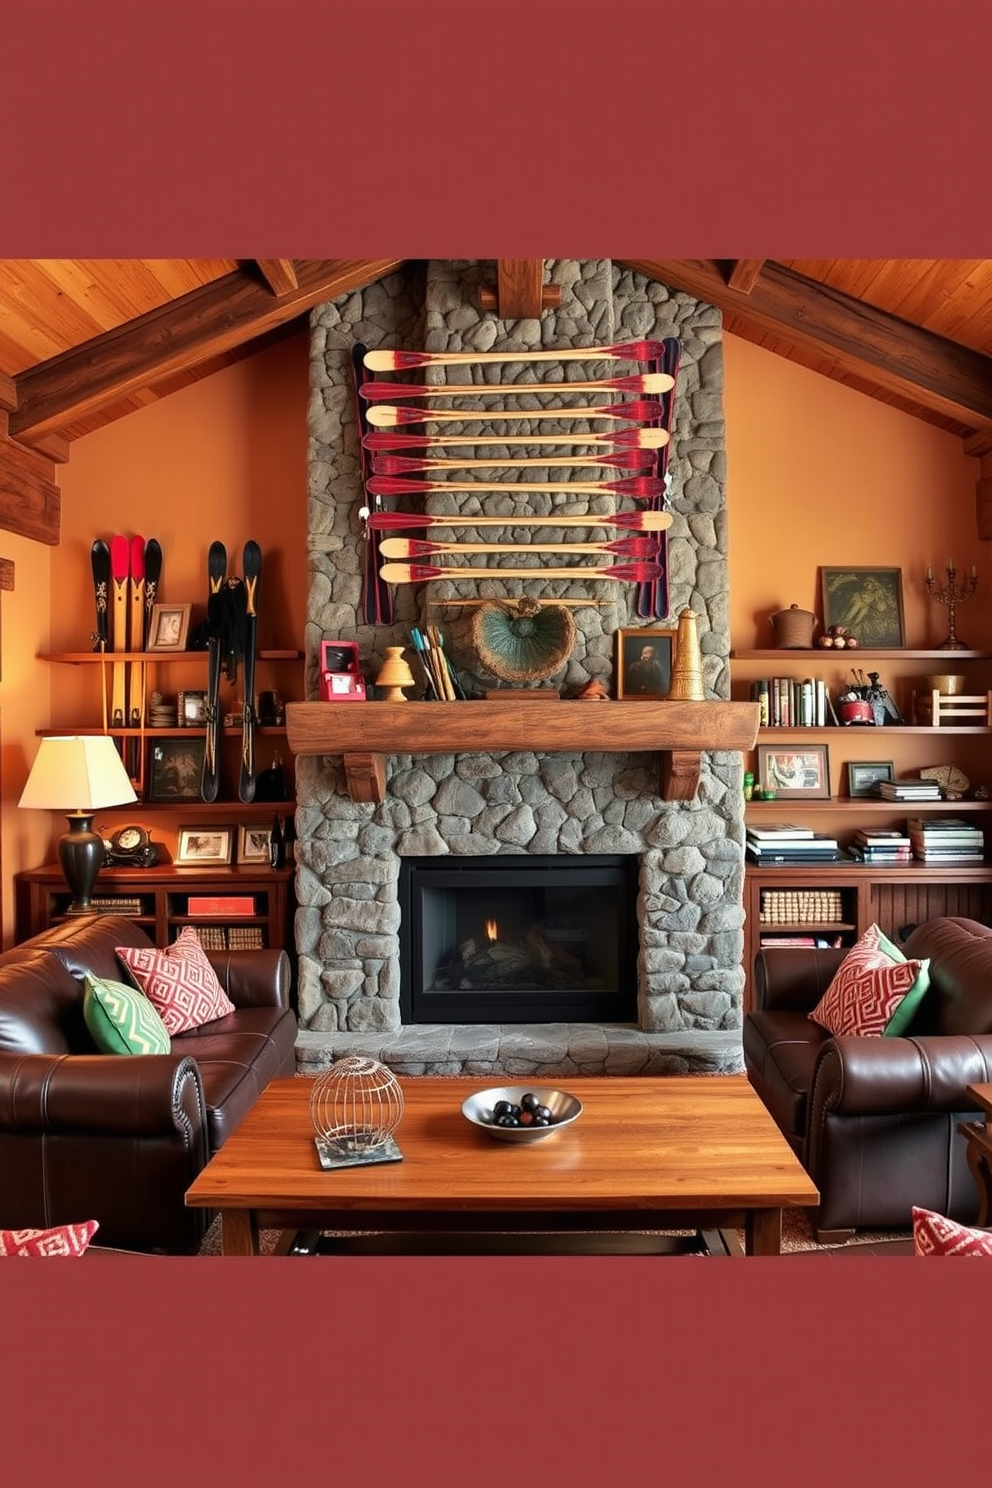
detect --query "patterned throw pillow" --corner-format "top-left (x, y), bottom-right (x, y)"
top-left (809, 923), bottom-right (931, 1037)
top-left (116, 926), bottom-right (235, 1035)
top-left (913, 1207), bottom-right (992, 1257)
top-left (0, 1221), bottom-right (99, 1257)
top-left (83, 973), bottom-right (171, 1055)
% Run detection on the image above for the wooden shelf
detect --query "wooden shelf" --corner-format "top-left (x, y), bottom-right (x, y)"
top-left (40, 649), bottom-right (303, 664)
top-left (746, 797), bottom-right (992, 814)
top-left (286, 697), bottom-right (761, 804)
top-left (757, 725), bottom-right (991, 736)
top-left (732, 649), bottom-right (992, 661)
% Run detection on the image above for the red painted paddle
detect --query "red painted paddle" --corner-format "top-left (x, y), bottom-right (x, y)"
top-left (380, 536), bottom-right (657, 559)
top-left (379, 560), bottom-right (664, 585)
top-left (366, 399), bottom-right (663, 428)
top-left (358, 372), bottom-right (675, 401)
top-left (364, 339), bottom-right (667, 372)
top-left (362, 427), bottom-right (670, 452)
top-left (365, 474), bottom-right (665, 500)
top-left (371, 449), bottom-right (657, 474)
top-left (360, 508), bottom-right (674, 533)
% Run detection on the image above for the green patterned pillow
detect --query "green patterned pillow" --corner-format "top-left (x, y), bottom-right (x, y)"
top-left (83, 973), bottom-right (171, 1055)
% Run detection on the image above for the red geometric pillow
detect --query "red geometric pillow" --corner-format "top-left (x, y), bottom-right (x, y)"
top-left (116, 926), bottom-right (235, 1035)
top-left (913, 1207), bottom-right (992, 1257)
top-left (809, 924), bottom-right (928, 1037)
top-left (0, 1220), bottom-right (99, 1257)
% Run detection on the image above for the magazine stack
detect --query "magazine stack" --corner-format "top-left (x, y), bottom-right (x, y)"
top-left (848, 828), bottom-right (913, 865)
top-left (745, 822), bottom-right (844, 864)
top-left (906, 817), bottom-right (986, 864)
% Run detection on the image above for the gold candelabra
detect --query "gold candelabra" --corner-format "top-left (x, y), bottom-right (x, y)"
top-left (925, 561), bottom-right (978, 650)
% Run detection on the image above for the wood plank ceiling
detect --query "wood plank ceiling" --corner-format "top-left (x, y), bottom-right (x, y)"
top-left (1, 257), bottom-right (990, 547)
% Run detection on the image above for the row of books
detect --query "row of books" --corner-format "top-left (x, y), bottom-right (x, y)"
top-left (747, 819), bottom-right (986, 866)
top-left (751, 677), bottom-right (836, 728)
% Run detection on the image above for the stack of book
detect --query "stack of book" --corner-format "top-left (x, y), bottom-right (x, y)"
top-left (875, 779), bottom-right (942, 802)
top-left (751, 678), bottom-right (836, 727)
top-left (906, 817), bottom-right (986, 864)
top-left (745, 823), bottom-right (844, 863)
top-left (848, 828), bottom-right (913, 865)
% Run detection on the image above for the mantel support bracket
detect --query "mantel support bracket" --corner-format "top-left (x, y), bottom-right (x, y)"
top-left (479, 261), bottom-right (562, 320)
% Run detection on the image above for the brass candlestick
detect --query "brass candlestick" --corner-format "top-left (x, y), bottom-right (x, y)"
top-left (925, 561), bottom-right (978, 651)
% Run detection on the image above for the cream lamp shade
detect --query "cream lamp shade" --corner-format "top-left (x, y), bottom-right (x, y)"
top-left (19, 736), bottom-right (138, 915)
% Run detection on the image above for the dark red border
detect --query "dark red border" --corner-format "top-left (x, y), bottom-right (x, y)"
top-left (2, 1), bottom-right (992, 1482)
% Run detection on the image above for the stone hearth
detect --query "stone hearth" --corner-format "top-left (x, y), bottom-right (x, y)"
top-left (294, 258), bottom-right (746, 1076)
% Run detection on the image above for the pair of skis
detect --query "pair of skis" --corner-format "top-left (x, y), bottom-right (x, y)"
top-left (201, 540), bottom-right (261, 804)
top-left (90, 534), bottom-right (162, 788)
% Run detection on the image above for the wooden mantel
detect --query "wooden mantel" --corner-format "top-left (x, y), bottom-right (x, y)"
top-left (286, 697), bottom-right (761, 804)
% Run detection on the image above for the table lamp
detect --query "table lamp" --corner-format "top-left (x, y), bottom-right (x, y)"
top-left (19, 736), bottom-right (138, 914)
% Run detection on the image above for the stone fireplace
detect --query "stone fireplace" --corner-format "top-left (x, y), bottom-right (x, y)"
top-left (292, 259), bottom-right (750, 1078)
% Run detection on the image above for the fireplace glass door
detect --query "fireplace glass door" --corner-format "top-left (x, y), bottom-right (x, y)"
top-left (399, 855), bottom-right (637, 1024)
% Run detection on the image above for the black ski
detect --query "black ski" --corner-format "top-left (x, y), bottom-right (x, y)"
top-left (143, 539), bottom-right (163, 643)
top-left (239, 541), bottom-right (262, 803)
top-left (200, 541), bottom-right (227, 803)
top-left (90, 539), bottom-right (110, 651)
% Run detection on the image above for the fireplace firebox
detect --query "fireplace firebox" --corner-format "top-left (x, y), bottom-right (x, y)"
top-left (398, 856), bottom-right (638, 1024)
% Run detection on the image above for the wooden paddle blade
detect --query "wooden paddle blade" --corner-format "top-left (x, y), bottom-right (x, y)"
top-left (365, 474), bottom-right (666, 500)
top-left (362, 509), bottom-right (674, 533)
top-left (358, 372), bottom-right (676, 401)
top-left (379, 560), bottom-right (663, 584)
top-left (371, 449), bottom-right (656, 475)
top-left (361, 427), bottom-right (670, 451)
top-left (364, 340), bottom-right (668, 372)
top-left (366, 399), bottom-right (664, 428)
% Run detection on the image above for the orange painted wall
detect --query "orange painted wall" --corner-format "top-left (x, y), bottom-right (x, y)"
top-left (1, 328), bottom-right (310, 945)
top-left (724, 333), bottom-right (989, 648)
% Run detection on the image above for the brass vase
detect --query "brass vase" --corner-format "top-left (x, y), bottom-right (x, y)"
top-left (667, 609), bottom-right (705, 701)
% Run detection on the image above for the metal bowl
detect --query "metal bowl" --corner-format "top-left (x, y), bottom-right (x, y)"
top-left (461, 1084), bottom-right (583, 1143)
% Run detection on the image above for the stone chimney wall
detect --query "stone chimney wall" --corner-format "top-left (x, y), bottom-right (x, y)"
top-left (295, 259), bottom-right (745, 1076)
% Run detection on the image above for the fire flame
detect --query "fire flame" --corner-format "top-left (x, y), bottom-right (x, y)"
top-left (484, 918), bottom-right (498, 942)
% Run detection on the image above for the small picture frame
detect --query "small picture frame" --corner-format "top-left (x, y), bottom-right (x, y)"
top-left (175, 826), bottom-right (234, 867)
top-left (178, 690), bottom-right (208, 728)
top-left (238, 824), bottom-right (272, 865)
top-left (615, 627), bottom-right (678, 700)
top-left (820, 567), bottom-right (905, 649)
top-left (848, 759), bottom-right (895, 798)
top-left (148, 738), bottom-right (206, 802)
top-left (756, 744), bottom-right (831, 800)
top-left (147, 602), bottom-right (192, 652)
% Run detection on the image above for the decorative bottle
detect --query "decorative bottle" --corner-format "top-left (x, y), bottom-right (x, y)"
top-left (269, 813), bottom-right (285, 869)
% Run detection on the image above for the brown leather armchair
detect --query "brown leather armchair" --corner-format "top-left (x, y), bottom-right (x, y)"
top-left (744, 916), bottom-right (992, 1242)
top-left (0, 915), bottom-right (297, 1253)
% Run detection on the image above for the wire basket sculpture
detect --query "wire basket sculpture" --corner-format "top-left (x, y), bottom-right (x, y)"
top-left (309, 1056), bottom-right (404, 1156)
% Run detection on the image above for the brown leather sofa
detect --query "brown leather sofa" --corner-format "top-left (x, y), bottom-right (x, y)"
top-left (744, 915), bottom-right (992, 1242)
top-left (0, 914), bottom-right (297, 1254)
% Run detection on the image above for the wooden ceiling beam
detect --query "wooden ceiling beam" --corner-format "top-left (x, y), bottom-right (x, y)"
top-left (9, 258), bottom-right (404, 442)
top-left (255, 259), bottom-right (299, 295)
top-left (0, 436), bottom-right (60, 544)
top-left (620, 258), bottom-right (992, 438)
top-left (479, 261), bottom-right (562, 319)
top-left (725, 259), bottom-right (765, 293)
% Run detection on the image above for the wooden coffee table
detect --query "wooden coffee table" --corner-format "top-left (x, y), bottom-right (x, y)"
top-left (186, 1074), bottom-right (818, 1256)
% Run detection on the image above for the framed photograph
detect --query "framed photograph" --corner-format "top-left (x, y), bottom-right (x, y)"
top-left (175, 826), bottom-right (233, 867)
top-left (615, 627), bottom-right (678, 700)
top-left (147, 738), bottom-right (206, 802)
top-left (238, 824), bottom-right (272, 865)
top-left (147, 602), bottom-right (192, 652)
top-left (177, 689), bottom-right (208, 727)
top-left (820, 567), bottom-right (905, 648)
top-left (756, 744), bottom-right (831, 800)
top-left (848, 759), bottom-right (895, 798)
